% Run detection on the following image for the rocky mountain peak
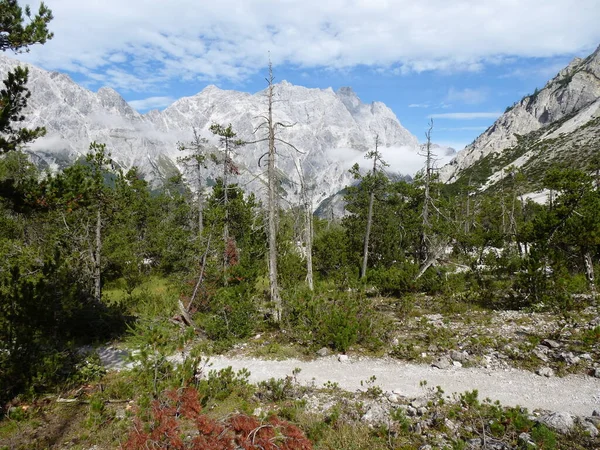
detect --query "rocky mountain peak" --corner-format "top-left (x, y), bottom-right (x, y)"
top-left (0, 58), bottom-right (422, 209)
top-left (337, 86), bottom-right (361, 114)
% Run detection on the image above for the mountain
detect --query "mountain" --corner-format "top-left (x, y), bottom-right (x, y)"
top-left (0, 55), bottom-right (421, 209)
top-left (440, 45), bottom-right (600, 191)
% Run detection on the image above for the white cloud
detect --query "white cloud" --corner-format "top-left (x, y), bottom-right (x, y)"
top-left (128, 96), bottom-right (175, 111)
top-left (408, 103), bottom-right (429, 108)
top-left (438, 126), bottom-right (489, 131)
top-left (15, 0), bottom-right (600, 90)
top-left (428, 112), bottom-right (502, 120)
top-left (334, 145), bottom-right (455, 176)
top-left (446, 87), bottom-right (489, 105)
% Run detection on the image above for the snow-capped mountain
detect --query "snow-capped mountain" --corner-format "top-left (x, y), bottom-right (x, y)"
top-left (0, 55), bottom-right (422, 209)
top-left (440, 45), bottom-right (600, 189)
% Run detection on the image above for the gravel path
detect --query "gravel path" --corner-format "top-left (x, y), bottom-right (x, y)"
top-left (97, 347), bottom-right (600, 416)
top-left (204, 355), bottom-right (600, 416)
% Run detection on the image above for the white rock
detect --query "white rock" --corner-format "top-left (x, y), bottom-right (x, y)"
top-left (582, 420), bottom-right (599, 438)
top-left (538, 412), bottom-right (575, 434)
top-left (536, 367), bottom-right (554, 377)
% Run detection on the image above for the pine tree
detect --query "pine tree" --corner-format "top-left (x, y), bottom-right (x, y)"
top-left (0, 0), bottom-right (53, 153)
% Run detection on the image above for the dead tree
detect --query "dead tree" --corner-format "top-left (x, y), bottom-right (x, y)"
top-left (293, 156), bottom-right (315, 291)
top-left (248, 61), bottom-right (304, 322)
top-left (418, 119), bottom-right (436, 264)
top-left (361, 135), bottom-right (387, 279)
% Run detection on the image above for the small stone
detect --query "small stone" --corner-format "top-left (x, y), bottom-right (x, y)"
top-left (533, 348), bottom-right (549, 362)
top-left (593, 368), bottom-right (600, 378)
top-left (485, 437), bottom-right (510, 449)
top-left (453, 360), bottom-right (463, 368)
top-left (593, 410), bottom-right (600, 417)
top-left (337, 354), bottom-right (349, 362)
top-left (418, 445), bottom-right (432, 450)
top-left (407, 406), bottom-right (417, 417)
top-left (432, 357), bottom-right (451, 369)
top-left (414, 422), bottom-right (422, 434)
top-left (450, 350), bottom-right (465, 362)
top-left (559, 352), bottom-right (580, 365)
top-left (467, 438), bottom-right (481, 448)
top-left (316, 347), bottom-right (330, 357)
top-left (391, 338), bottom-right (399, 346)
top-left (387, 393), bottom-right (399, 403)
top-left (587, 416), bottom-right (600, 426)
top-left (537, 412), bottom-right (575, 434)
top-left (518, 432), bottom-right (532, 444)
top-left (411, 398), bottom-right (427, 408)
top-left (536, 367), bottom-right (554, 377)
top-left (580, 353), bottom-right (592, 361)
top-left (417, 407), bottom-right (427, 416)
top-left (582, 420), bottom-right (599, 437)
top-left (541, 339), bottom-right (560, 349)
top-left (421, 352), bottom-right (427, 358)
top-left (445, 418), bottom-right (457, 432)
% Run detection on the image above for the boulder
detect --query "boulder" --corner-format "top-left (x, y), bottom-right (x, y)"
top-left (316, 347), bottom-right (330, 357)
top-left (541, 339), bottom-right (560, 349)
top-left (432, 357), bottom-right (451, 369)
top-left (537, 411), bottom-right (575, 434)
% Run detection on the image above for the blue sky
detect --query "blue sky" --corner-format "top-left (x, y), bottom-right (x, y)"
top-left (15, 0), bottom-right (600, 151)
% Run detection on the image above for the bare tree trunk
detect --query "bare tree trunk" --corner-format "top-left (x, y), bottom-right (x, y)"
top-left (293, 156), bottom-right (314, 291)
top-left (420, 120), bottom-right (434, 263)
top-left (361, 190), bottom-right (375, 280)
top-left (93, 207), bottom-right (102, 304)
top-left (305, 200), bottom-right (314, 291)
top-left (361, 137), bottom-right (379, 279)
top-left (197, 160), bottom-right (203, 236)
top-left (266, 63), bottom-right (282, 322)
top-left (223, 137), bottom-right (230, 283)
top-left (584, 251), bottom-right (596, 299)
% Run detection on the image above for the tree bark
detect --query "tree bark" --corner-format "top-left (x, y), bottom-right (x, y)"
top-left (93, 206), bottom-right (102, 304)
top-left (266, 63), bottom-right (282, 322)
top-left (197, 159), bottom-right (203, 236)
top-left (584, 251), bottom-right (596, 299)
top-left (223, 136), bottom-right (230, 283)
top-left (361, 137), bottom-right (379, 280)
top-left (305, 199), bottom-right (314, 291)
top-left (420, 120), bottom-right (434, 263)
top-left (361, 190), bottom-right (375, 280)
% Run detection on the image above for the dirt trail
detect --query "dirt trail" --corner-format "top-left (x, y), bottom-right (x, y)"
top-left (97, 348), bottom-right (600, 416)
top-left (204, 355), bottom-right (600, 416)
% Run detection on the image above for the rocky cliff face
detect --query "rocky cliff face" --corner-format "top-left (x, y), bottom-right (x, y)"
top-left (440, 45), bottom-right (600, 187)
top-left (0, 55), bottom-right (420, 208)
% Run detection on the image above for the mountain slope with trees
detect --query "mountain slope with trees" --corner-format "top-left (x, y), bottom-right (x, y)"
top-left (440, 45), bottom-right (600, 193)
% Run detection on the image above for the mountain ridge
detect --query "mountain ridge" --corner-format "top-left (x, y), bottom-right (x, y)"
top-left (0, 54), bottom-right (425, 208)
top-left (440, 45), bottom-right (600, 189)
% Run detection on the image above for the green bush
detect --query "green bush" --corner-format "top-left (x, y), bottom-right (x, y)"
top-left (284, 287), bottom-right (388, 353)
top-left (200, 285), bottom-right (257, 341)
top-left (197, 366), bottom-right (253, 405)
top-left (367, 263), bottom-right (418, 296)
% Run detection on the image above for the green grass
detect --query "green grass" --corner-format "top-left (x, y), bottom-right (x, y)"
top-left (103, 275), bottom-right (180, 317)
